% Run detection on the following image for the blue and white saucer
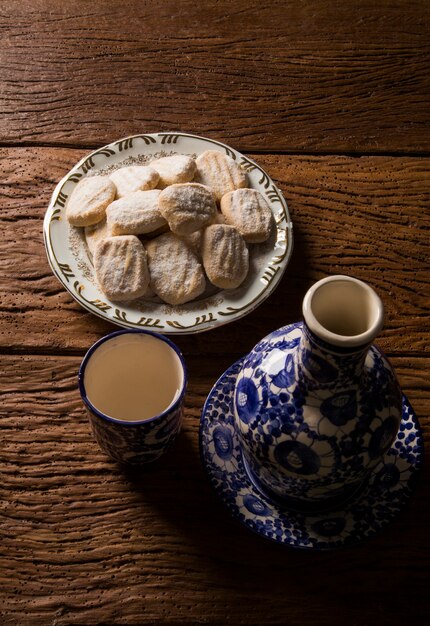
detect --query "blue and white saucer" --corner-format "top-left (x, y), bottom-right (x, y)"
top-left (199, 358), bottom-right (424, 550)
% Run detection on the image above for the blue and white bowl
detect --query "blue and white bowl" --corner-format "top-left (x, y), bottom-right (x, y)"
top-left (233, 276), bottom-right (403, 508)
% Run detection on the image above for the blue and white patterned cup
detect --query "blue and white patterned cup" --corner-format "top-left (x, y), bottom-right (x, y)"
top-left (79, 329), bottom-right (187, 464)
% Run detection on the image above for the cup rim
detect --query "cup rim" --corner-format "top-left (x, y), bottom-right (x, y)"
top-left (78, 329), bottom-right (187, 426)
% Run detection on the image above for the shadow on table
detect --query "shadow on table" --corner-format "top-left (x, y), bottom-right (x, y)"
top-left (121, 423), bottom-right (429, 622)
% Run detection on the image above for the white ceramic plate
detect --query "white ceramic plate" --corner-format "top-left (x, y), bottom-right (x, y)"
top-left (43, 132), bottom-right (293, 334)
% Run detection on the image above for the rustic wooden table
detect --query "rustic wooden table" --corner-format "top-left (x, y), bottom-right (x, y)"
top-left (1, 1), bottom-right (429, 624)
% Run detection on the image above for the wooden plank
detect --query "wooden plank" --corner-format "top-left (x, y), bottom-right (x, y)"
top-left (0, 354), bottom-right (429, 625)
top-left (0, 0), bottom-right (429, 152)
top-left (0, 147), bottom-right (429, 355)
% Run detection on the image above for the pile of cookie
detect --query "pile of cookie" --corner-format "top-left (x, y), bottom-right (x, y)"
top-left (66, 150), bottom-right (274, 305)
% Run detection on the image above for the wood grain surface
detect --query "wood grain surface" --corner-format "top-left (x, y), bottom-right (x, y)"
top-left (0, 0), bottom-right (429, 153)
top-left (0, 355), bottom-right (429, 626)
top-left (1, 1), bottom-right (430, 624)
top-left (1, 145), bottom-right (429, 625)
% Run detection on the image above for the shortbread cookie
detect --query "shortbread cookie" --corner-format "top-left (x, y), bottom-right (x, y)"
top-left (143, 284), bottom-right (156, 298)
top-left (195, 150), bottom-right (247, 201)
top-left (94, 236), bottom-right (149, 302)
top-left (106, 190), bottom-right (167, 236)
top-left (139, 222), bottom-right (170, 241)
top-left (109, 166), bottom-right (159, 198)
top-left (84, 219), bottom-right (113, 259)
top-left (150, 155), bottom-right (196, 187)
top-left (66, 176), bottom-right (116, 226)
top-left (145, 233), bottom-right (206, 305)
top-left (210, 210), bottom-right (226, 225)
top-left (220, 188), bottom-right (273, 243)
top-left (178, 230), bottom-right (202, 255)
top-left (202, 224), bottom-right (249, 289)
top-left (158, 183), bottom-right (217, 235)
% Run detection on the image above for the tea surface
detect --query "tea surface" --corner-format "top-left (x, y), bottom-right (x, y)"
top-left (84, 334), bottom-right (183, 421)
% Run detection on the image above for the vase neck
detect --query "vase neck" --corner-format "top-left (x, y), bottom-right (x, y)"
top-left (302, 275), bottom-right (383, 349)
top-left (298, 322), bottom-right (368, 387)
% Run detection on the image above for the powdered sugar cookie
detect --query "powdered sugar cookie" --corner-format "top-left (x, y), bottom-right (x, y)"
top-left (202, 224), bottom-right (249, 289)
top-left (66, 176), bottom-right (116, 226)
top-left (221, 188), bottom-right (274, 243)
top-left (94, 236), bottom-right (149, 302)
top-left (158, 183), bottom-right (217, 235)
top-left (211, 210), bottom-right (226, 225)
top-left (178, 230), bottom-right (203, 256)
top-left (195, 150), bottom-right (247, 201)
top-left (106, 190), bottom-right (167, 236)
top-left (150, 155), bottom-right (196, 187)
top-left (84, 218), bottom-right (113, 259)
top-left (145, 232), bottom-right (206, 305)
top-left (109, 166), bottom-right (159, 198)
top-left (139, 222), bottom-right (170, 241)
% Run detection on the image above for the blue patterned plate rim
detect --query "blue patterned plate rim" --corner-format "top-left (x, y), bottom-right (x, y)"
top-left (199, 357), bottom-right (424, 550)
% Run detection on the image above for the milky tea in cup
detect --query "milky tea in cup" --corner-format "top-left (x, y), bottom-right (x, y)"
top-left (79, 330), bottom-right (186, 464)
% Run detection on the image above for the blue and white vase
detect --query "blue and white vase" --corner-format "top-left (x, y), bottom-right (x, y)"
top-left (234, 275), bottom-right (402, 508)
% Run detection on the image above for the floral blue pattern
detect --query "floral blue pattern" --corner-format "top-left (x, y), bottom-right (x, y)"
top-left (274, 440), bottom-right (321, 475)
top-left (235, 377), bottom-right (260, 424)
top-left (199, 357), bottom-right (423, 550)
top-left (234, 321), bottom-right (404, 503)
top-left (87, 402), bottom-right (183, 464)
top-left (213, 426), bottom-right (234, 459)
top-left (320, 390), bottom-right (357, 426)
